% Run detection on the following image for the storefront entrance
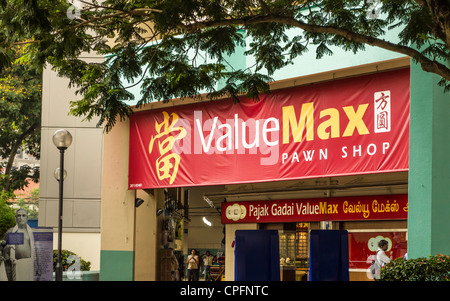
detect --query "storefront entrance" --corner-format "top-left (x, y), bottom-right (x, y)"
top-left (124, 67), bottom-right (411, 281)
top-left (260, 220), bottom-right (407, 281)
top-left (217, 173), bottom-right (408, 281)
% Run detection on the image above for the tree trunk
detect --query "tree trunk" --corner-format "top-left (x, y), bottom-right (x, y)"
top-left (2, 122), bottom-right (39, 192)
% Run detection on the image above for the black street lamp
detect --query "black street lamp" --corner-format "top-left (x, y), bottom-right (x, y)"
top-left (52, 129), bottom-right (72, 281)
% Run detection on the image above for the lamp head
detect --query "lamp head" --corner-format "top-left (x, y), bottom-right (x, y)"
top-left (54, 168), bottom-right (67, 181)
top-left (53, 129), bottom-right (73, 149)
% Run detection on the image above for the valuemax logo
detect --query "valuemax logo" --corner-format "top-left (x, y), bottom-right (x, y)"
top-left (282, 103), bottom-right (370, 143)
top-left (149, 91), bottom-right (392, 183)
top-left (225, 203), bottom-right (247, 221)
top-left (190, 102), bottom-right (373, 157)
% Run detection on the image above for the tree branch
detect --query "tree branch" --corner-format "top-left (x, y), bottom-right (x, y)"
top-left (183, 14), bottom-right (450, 81)
top-left (423, 0), bottom-right (450, 48)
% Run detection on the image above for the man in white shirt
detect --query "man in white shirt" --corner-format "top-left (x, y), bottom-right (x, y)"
top-left (374, 239), bottom-right (391, 279)
top-left (201, 251), bottom-right (214, 281)
top-left (186, 249), bottom-right (199, 281)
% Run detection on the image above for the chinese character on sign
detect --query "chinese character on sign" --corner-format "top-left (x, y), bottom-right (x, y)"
top-left (374, 91), bottom-right (391, 133)
top-left (377, 111), bottom-right (388, 130)
top-left (375, 92), bottom-right (389, 110)
top-left (149, 111), bottom-right (187, 184)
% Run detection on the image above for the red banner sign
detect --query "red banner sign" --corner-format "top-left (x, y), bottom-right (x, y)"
top-left (221, 194), bottom-right (408, 224)
top-left (129, 69), bottom-right (409, 189)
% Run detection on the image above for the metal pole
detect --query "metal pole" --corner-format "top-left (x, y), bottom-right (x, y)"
top-left (56, 148), bottom-right (65, 281)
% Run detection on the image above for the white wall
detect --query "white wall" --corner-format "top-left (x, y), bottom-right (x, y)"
top-left (52, 232), bottom-right (101, 270)
top-left (39, 52), bottom-right (104, 272)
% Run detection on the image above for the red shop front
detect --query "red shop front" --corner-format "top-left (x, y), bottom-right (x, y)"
top-left (127, 67), bottom-right (410, 281)
top-left (222, 194), bottom-right (408, 281)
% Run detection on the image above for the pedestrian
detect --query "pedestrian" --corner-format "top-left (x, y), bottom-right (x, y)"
top-left (373, 239), bottom-right (391, 280)
top-left (186, 249), bottom-right (199, 281)
top-left (201, 251), bottom-right (214, 281)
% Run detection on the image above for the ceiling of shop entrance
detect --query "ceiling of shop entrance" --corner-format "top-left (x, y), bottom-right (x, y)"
top-left (197, 172), bottom-right (408, 212)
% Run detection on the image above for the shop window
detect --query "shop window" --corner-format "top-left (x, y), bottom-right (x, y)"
top-left (295, 223), bottom-right (309, 269)
top-left (279, 223), bottom-right (310, 281)
top-left (279, 232), bottom-right (296, 266)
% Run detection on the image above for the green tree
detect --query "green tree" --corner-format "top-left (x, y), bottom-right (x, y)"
top-left (0, 191), bottom-right (15, 239)
top-left (52, 249), bottom-right (91, 272)
top-left (0, 42), bottom-right (41, 193)
top-left (0, 0), bottom-right (448, 132)
top-left (16, 188), bottom-right (39, 219)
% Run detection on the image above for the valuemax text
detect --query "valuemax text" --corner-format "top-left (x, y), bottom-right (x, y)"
top-left (248, 199), bottom-right (402, 220)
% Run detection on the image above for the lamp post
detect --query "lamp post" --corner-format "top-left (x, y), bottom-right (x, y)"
top-left (52, 129), bottom-right (72, 281)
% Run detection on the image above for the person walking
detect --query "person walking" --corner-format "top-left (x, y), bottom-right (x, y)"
top-left (202, 251), bottom-right (214, 281)
top-left (186, 249), bottom-right (199, 281)
top-left (373, 239), bottom-right (391, 280)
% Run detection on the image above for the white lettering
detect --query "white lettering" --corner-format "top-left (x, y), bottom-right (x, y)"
top-left (367, 143), bottom-right (376, 155)
top-left (282, 153), bottom-right (288, 164)
top-left (192, 111), bottom-right (280, 164)
top-left (242, 119), bottom-right (260, 149)
top-left (341, 146), bottom-right (348, 158)
top-left (303, 150), bottom-right (315, 161)
top-left (217, 123), bottom-right (232, 152)
top-left (180, 285), bottom-right (215, 298)
top-left (224, 286), bottom-right (269, 296)
top-left (249, 204), bottom-right (269, 220)
top-left (383, 142), bottom-right (389, 154)
top-left (353, 145), bottom-right (362, 157)
top-left (262, 118), bottom-right (279, 146)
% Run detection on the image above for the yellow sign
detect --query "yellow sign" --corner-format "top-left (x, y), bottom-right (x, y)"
top-left (149, 111), bottom-right (186, 184)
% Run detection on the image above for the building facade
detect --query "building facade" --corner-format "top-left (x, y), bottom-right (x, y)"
top-left (39, 26), bottom-right (450, 281)
top-left (99, 27), bottom-right (450, 280)
top-left (38, 51), bottom-right (104, 271)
